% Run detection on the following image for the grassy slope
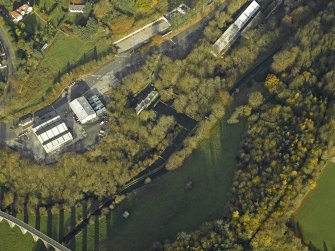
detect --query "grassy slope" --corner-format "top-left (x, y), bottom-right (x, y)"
top-left (293, 162), bottom-right (335, 249)
top-left (25, 30), bottom-right (108, 103)
top-left (0, 223), bottom-right (38, 251)
top-left (2, 29), bottom-right (110, 117)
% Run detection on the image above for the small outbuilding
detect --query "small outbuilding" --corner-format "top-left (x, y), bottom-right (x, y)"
top-left (18, 113), bottom-right (33, 127)
top-left (69, 3), bottom-right (86, 13)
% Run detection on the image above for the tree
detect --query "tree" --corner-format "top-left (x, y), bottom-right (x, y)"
top-left (248, 91), bottom-right (264, 108)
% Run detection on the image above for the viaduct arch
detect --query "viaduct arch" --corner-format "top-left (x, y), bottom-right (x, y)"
top-left (0, 210), bottom-right (71, 251)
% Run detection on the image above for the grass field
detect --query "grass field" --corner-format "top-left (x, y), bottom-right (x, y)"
top-left (293, 162), bottom-right (335, 250)
top-left (24, 29), bottom-right (109, 102)
top-left (74, 118), bottom-right (246, 251)
top-left (0, 206), bottom-right (85, 251)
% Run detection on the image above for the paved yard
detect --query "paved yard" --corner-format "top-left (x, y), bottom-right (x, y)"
top-left (114, 17), bottom-right (171, 53)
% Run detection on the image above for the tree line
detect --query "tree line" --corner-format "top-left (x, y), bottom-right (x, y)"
top-left (160, 0), bottom-right (335, 250)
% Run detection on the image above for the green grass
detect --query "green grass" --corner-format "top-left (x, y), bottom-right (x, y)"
top-left (2, 29), bottom-right (111, 118)
top-left (0, 223), bottom-right (39, 251)
top-left (0, 206), bottom-right (85, 251)
top-left (28, 30), bottom-right (109, 101)
top-left (293, 162), bottom-right (335, 250)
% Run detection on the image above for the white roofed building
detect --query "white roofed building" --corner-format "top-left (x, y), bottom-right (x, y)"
top-left (212, 1), bottom-right (260, 56)
top-left (70, 97), bottom-right (97, 124)
top-left (33, 115), bottom-right (73, 153)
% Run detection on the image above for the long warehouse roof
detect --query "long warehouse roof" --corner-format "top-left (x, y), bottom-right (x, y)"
top-left (33, 115), bottom-right (73, 153)
top-left (212, 0), bottom-right (260, 55)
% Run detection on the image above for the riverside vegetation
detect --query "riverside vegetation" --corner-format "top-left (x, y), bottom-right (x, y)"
top-left (0, 0), bottom-right (334, 250)
top-left (160, 0), bottom-right (335, 250)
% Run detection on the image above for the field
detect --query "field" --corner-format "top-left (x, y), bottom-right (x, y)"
top-left (293, 162), bottom-right (335, 250)
top-left (75, 118), bottom-right (246, 251)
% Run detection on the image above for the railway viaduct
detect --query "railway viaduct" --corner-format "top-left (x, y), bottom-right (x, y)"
top-left (0, 210), bottom-right (71, 251)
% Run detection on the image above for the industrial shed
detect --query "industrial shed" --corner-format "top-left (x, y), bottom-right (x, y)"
top-left (70, 97), bottom-right (97, 124)
top-left (33, 115), bottom-right (73, 154)
top-left (212, 0), bottom-right (260, 56)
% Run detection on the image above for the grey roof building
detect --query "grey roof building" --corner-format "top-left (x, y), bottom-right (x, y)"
top-left (33, 115), bottom-right (73, 154)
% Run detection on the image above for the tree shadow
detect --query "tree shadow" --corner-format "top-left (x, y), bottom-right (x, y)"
top-left (69, 206), bottom-right (76, 251)
top-left (106, 209), bottom-right (111, 238)
top-left (35, 206), bottom-right (40, 231)
top-left (23, 195), bottom-right (29, 223)
top-left (47, 206), bottom-right (52, 237)
top-left (82, 200), bottom-right (88, 251)
top-left (94, 215), bottom-right (100, 251)
top-left (59, 204), bottom-right (65, 240)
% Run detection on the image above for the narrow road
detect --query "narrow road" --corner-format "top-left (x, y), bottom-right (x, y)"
top-left (0, 27), bottom-right (15, 78)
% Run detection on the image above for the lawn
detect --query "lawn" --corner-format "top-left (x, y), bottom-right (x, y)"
top-left (293, 162), bottom-right (335, 250)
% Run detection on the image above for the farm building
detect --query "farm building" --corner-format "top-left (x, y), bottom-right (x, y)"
top-left (212, 0), bottom-right (260, 56)
top-left (70, 97), bottom-right (97, 124)
top-left (32, 115), bottom-right (73, 154)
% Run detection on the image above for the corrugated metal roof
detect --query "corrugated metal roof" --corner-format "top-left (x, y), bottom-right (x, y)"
top-left (33, 115), bottom-right (73, 153)
top-left (70, 97), bottom-right (96, 123)
top-left (212, 0), bottom-right (260, 55)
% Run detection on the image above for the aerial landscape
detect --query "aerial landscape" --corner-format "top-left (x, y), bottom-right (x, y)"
top-left (0, 0), bottom-right (334, 250)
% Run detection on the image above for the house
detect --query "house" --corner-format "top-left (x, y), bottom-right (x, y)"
top-left (18, 4), bottom-right (33, 15)
top-left (69, 3), bottom-right (86, 13)
top-left (10, 11), bottom-right (23, 23)
top-left (10, 4), bottom-right (33, 23)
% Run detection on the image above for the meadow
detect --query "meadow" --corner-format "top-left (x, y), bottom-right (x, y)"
top-left (293, 162), bottom-right (335, 250)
